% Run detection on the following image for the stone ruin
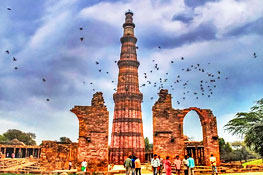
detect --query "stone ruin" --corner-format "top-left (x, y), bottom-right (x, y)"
top-left (40, 141), bottom-right (78, 170)
top-left (71, 92), bottom-right (109, 172)
top-left (40, 92), bottom-right (109, 173)
top-left (152, 89), bottom-right (220, 166)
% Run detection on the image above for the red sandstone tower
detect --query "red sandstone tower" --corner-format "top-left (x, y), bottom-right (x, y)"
top-left (109, 10), bottom-right (145, 164)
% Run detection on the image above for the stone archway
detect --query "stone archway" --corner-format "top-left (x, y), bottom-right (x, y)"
top-left (152, 90), bottom-right (220, 165)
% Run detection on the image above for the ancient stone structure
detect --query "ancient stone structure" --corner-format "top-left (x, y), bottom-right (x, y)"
top-left (71, 92), bottom-right (109, 172)
top-left (40, 141), bottom-right (78, 170)
top-left (153, 89), bottom-right (220, 165)
top-left (0, 139), bottom-right (40, 158)
top-left (109, 11), bottom-right (145, 164)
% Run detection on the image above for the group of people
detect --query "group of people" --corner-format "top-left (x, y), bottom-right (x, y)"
top-left (150, 154), bottom-right (218, 175)
top-left (124, 155), bottom-right (142, 175)
top-left (151, 154), bottom-right (195, 175)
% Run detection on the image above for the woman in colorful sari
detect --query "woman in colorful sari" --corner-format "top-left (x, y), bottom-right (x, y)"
top-left (164, 156), bottom-right (172, 175)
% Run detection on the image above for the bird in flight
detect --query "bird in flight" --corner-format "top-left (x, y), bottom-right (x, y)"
top-left (14, 67), bottom-right (18, 70)
top-left (5, 50), bottom-right (9, 54)
top-left (13, 57), bottom-right (16, 61)
top-left (253, 52), bottom-right (257, 58)
top-left (46, 99), bottom-right (50, 101)
top-left (80, 37), bottom-right (84, 41)
top-left (7, 8), bottom-right (11, 10)
top-left (181, 57), bottom-right (184, 60)
top-left (79, 27), bottom-right (83, 30)
top-left (42, 78), bottom-right (46, 82)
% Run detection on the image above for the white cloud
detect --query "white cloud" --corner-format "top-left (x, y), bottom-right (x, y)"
top-left (193, 0), bottom-right (263, 36)
top-left (79, 0), bottom-right (188, 33)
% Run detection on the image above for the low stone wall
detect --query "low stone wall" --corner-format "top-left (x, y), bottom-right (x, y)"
top-left (40, 141), bottom-right (78, 171)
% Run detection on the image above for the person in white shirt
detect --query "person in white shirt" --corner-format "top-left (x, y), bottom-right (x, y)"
top-left (81, 159), bottom-right (87, 172)
top-left (151, 154), bottom-right (160, 175)
top-left (209, 154), bottom-right (217, 175)
top-left (158, 156), bottom-right (164, 175)
top-left (182, 155), bottom-right (188, 175)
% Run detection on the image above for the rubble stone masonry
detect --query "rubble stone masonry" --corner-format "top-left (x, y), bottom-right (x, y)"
top-left (153, 89), bottom-right (220, 165)
top-left (71, 92), bottom-right (109, 172)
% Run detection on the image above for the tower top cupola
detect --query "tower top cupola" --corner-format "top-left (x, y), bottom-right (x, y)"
top-left (123, 9), bottom-right (135, 28)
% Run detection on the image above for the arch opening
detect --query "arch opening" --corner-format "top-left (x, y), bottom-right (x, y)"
top-left (183, 110), bottom-right (205, 165)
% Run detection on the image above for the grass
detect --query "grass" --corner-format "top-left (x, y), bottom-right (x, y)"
top-left (242, 159), bottom-right (263, 167)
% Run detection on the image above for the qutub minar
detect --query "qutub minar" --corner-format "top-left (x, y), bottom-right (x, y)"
top-left (0, 11), bottom-right (220, 174)
top-left (109, 10), bottom-right (145, 164)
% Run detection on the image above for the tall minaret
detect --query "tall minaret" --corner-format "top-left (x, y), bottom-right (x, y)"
top-left (110, 10), bottom-right (145, 164)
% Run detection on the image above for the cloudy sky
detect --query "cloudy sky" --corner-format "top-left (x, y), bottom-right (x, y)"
top-left (0, 0), bottom-right (262, 144)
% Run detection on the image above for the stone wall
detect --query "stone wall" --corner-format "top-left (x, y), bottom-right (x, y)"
top-left (152, 89), bottom-right (220, 165)
top-left (40, 141), bottom-right (78, 170)
top-left (71, 92), bottom-right (109, 172)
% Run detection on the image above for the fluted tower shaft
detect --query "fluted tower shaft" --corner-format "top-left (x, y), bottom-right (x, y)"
top-left (109, 11), bottom-right (145, 164)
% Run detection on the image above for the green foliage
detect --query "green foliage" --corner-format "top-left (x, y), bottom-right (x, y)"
top-left (2, 129), bottom-right (36, 145)
top-left (242, 159), bottom-right (263, 167)
top-left (59, 136), bottom-right (72, 143)
top-left (224, 99), bottom-right (263, 158)
top-left (219, 137), bottom-right (233, 161)
top-left (0, 135), bottom-right (7, 142)
top-left (219, 138), bottom-right (256, 162)
top-left (144, 137), bottom-right (153, 152)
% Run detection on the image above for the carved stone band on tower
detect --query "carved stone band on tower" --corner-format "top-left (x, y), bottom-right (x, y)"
top-left (109, 10), bottom-right (145, 164)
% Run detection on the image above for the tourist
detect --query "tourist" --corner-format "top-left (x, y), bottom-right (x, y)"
top-left (151, 154), bottom-right (160, 175)
top-left (158, 156), bottom-right (164, 175)
top-left (135, 157), bottom-right (141, 175)
top-left (163, 156), bottom-right (171, 175)
top-left (209, 154), bottom-right (218, 175)
top-left (81, 159), bottom-right (87, 172)
top-left (11, 152), bottom-right (15, 158)
top-left (174, 155), bottom-right (181, 175)
top-left (124, 155), bottom-right (132, 175)
top-left (131, 156), bottom-right (136, 175)
top-left (69, 161), bottom-right (72, 170)
top-left (182, 155), bottom-right (188, 175)
top-left (187, 155), bottom-right (195, 175)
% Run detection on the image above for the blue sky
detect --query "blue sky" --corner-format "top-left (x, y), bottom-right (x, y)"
top-left (0, 0), bottom-right (262, 144)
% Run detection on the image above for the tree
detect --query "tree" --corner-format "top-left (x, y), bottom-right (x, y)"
top-left (0, 135), bottom-right (7, 142)
top-left (225, 99), bottom-right (263, 159)
top-left (231, 141), bottom-right (254, 162)
top-left (59, 137), bottom-right (72, 143)
top-left (3, 129), bottom-right (36, 145)
top-left (144, 137), bottom-right (153, 152)
top-left (219, 137), bottom-right (233, 162)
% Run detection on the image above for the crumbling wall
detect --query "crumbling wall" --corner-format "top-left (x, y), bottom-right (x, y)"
top-left (152, 89), bottom-right (220, 165)
top-left (71, 92), bottom-right (109, 172)
top-left (40, 141), bottom-right (78, 170)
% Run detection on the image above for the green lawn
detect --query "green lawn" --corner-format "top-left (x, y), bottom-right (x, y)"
top-left (242, 159), bottom-right (263, 167)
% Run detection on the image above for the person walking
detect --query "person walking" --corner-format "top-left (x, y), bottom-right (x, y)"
top-left (131, 156), bottom-right (136, 175)
top-left (158, 156), bottom-right (164, 175)
top-left (163, 156), bottom-right (172, 175)
top-left (135, 157), bottom-right (141, 175)
top-left (187, 155), bottom-right (195, 175)
top-left (81, 159), bottom-right (87, 172)
top-left (69, 161), bottom-right (72, 170)
top-left (174, 155), bottom-right (182, 175)
top-left (124, 155), bottom-right (133, 175)
top-left (209, 154), bottom-right (218, 175)
top-left (151, 154), bottom-right (160, 175)
top-left (182, 155), bottom-right (188, 175)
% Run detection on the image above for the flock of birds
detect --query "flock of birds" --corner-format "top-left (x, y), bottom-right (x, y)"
top-left (85, 50), bottom-right (261, 104)
top-left (4, 7), bottom-right (261, 104)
